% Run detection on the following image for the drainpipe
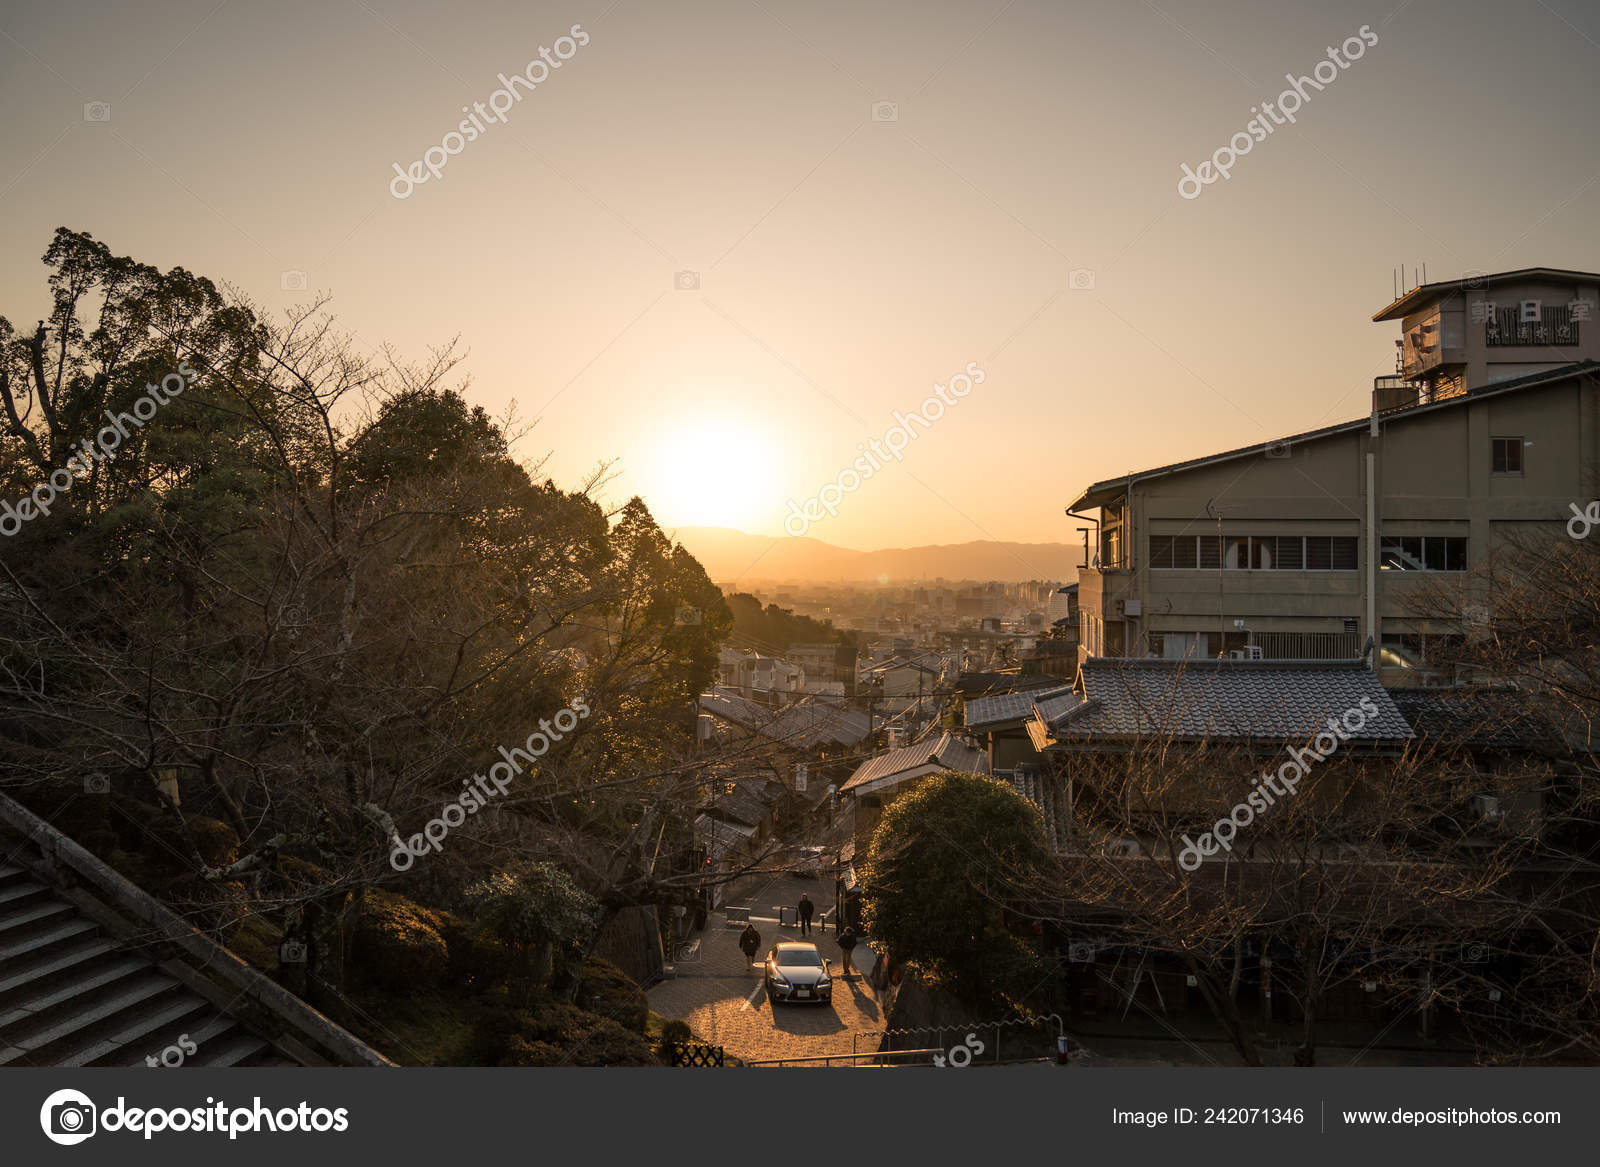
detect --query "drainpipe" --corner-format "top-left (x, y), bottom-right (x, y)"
top-left (1366, 406), bottom-right (1380, 671)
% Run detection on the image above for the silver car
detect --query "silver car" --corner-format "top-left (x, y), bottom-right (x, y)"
top-left (764, 941), bottom-right (833, 1005)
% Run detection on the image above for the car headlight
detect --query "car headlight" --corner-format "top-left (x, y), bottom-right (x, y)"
top-left (817, 974), bottom-right (830, 987)
top-left (773, 973), bottom-right (791, 987)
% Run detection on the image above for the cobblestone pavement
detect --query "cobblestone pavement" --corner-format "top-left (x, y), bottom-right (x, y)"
top-left (648, 873), bottom-right (885, 1066)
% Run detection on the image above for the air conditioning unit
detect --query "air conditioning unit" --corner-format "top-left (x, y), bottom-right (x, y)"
top-left (1473, 794), bottom-right (1502, 821)
top-left (1228, 647), bottom-right (1263, 661)
top-left (1113, 599), bottom-right (1142, 617)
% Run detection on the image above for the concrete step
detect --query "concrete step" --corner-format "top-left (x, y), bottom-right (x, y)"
top-left (0, 917), bottom-right (100, 965)
top-left (193, 1032), bottom-right (272, 1067)
top-left (0, 954), bottom-right (153, 1036)
top-left (0, 863), bottom-right (30, 890)
top-left (0, 879), bottom-right (50, 909)
top-left (0, 937), bottom-right (119, 1008)
top-left (66, 994), bottom-right (215, 1068)
top-left (0, 898), bottom-right (77, 944)
top-left (117, 1013), bottom-right (242, 1068)
top-left (0, 972), bottom-right (184, 1065)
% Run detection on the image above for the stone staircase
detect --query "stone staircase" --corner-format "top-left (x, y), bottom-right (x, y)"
top-left (0, 848), bottom-right (295, 1068)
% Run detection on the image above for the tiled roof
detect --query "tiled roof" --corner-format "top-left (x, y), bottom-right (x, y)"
top-left (1034, 688), bottom-right (1087, 724)
top-left (1009, 768), bottom-right (1070, 854)
top-left (1036, 659), bottom-right (1413, 746)
top-left (698, 689), bottom-right (871, 750)
top-left (840, 732), bottom-right (988, 794)
top-left (710, 786), bottom-right (771, 827)
top-left (695, 814), bottom-right (756, 859)
top-left (698, 688), bottom-right (771, 729)
top-left (1388, 689), bottom-right (1554, 752)
top-left (966, 684), bottom-right (1075, 730)
top-left (764, 699), bottom-right (872, 750)
top-left (954, 671), bottom-right (1059, 696)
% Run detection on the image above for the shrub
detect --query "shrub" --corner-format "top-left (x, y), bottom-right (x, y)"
top-left (657, 1018), bottom-right (693, 1060)
top-left (495, 1003), bottom-right (660, 1067)
top-left (573, 958), bottom-right (649, 1033)
top-left (351, 888), bottom-right (454, 991)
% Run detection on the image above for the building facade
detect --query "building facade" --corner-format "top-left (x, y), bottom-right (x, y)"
top-left (1067, 271), bottom-right (1600, 684)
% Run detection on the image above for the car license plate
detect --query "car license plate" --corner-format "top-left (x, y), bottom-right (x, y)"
top-left (797, 989), bottom-right (810, 998)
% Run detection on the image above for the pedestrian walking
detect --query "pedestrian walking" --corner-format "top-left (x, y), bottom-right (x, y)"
top-left (797, 892), bottom-right (814, 935)
top-left (739, 923), bottom-right (761, 968)
top-left (837, 925), bottom-right (858, 977)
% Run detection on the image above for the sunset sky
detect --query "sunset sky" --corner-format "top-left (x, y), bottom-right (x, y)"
top-left (1, 0), bottom-right (1595, 550)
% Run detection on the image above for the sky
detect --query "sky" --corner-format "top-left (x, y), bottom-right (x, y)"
top-left (1, 0), bottom-right (1596, 551)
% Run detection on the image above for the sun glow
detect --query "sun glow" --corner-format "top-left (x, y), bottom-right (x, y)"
top-left (643, 418), bottom-right (782, 530)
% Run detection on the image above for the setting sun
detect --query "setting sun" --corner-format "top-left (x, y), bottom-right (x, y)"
top-left (641, 417), bottom-right (782, 531)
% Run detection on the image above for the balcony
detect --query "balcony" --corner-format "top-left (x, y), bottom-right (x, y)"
top-left (1373, 374), bottom-right (1466, 414)
top-left (1372, 375), bottom-right (1418, 412)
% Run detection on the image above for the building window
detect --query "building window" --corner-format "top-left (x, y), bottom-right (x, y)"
top-left (1380, 536), bottom-right (1468, 571)
top-left (1150, 535), bottom-right (1358, 571)
top-left (1149, 535), bottom-right (1176, 569)
top-left (1492, 437), bottom-right (1524, 475)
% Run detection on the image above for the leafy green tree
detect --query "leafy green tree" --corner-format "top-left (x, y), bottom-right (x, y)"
top-left (0, 228), bottom-right (759, 1018)
top-left (467, 863), bottom-right (601, 1005)
top-left (861, 771), bottom-right (1051, 1004)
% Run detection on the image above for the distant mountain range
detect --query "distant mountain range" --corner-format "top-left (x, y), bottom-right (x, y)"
top-left (670, 526), bottom-right (1081, 585)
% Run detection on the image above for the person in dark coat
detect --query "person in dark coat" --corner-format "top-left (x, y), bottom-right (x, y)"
top-left (797, 893), bottom-right (814, 935)
top-left (738, 923), bottom-right (761, 967)
top-left (836, 926), bottom-right (858, 976)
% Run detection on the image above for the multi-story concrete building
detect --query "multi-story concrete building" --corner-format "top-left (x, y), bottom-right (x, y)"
top-left (1377, 267), bottom-right (1600, 400)
top-left (1067, 269), bottom-right (1600, 683)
